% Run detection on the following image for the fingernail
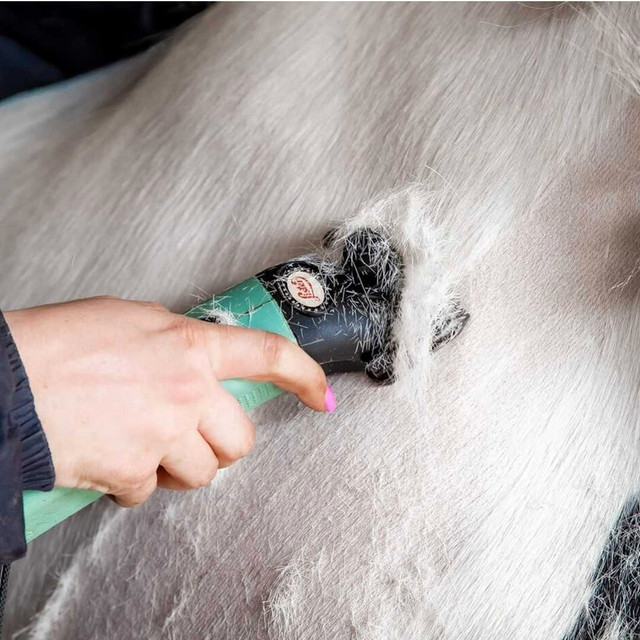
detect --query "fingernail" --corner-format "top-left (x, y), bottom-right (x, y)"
top-left (324, 385), bottom-right (337, 413)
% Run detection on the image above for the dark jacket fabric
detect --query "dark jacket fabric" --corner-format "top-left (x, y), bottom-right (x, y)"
top-left (0, 2), bottom-right (210, 101)
top-left (0, 312), bottom-right (54, 563)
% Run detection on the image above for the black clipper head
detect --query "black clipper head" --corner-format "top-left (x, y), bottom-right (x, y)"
top-left (256, 228), bottom-right (467, 384)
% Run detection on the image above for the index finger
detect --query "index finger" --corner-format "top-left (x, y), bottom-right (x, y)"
top-left (205, 324), bottom-right (329, 412)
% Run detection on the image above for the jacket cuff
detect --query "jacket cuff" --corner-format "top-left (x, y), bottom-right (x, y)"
top-left (0, 311), bottom-right (55, 491)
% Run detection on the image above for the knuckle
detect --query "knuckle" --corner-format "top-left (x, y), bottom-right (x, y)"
top-left (193, 462), bottom-right (217, 488)
top-left (166, 374), bottom-right (207, 406)
top-left (175, 316), bottom-right (206, 352)
top-left (148, 415), bottom-right (178, 444)
top-left (119, 463), bottom-right (151, 489)
top-left (223, 423), bottom-right (255, 462)
top-left (154, 420), bottom-right (173, 442)
top-left (262, 332), bottom-right (284, 371)
top-left (120, 495), bottom-right (144, 508)
top-left (237, 423), bottom-right (256, 458)
top-left (146, 301), bottom-right (169, 313)
top-left (127, 492), bottom-right (150, 508)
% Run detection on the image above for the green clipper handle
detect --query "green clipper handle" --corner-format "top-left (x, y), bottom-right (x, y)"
top-left (22, 278), bottom-right (295, 543)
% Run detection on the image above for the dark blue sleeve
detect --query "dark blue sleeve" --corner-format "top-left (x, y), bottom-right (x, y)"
top-left (0, 311), bottom-right (55, 563)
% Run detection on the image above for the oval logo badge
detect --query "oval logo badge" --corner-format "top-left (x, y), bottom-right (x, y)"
top-left (286, 271), bottom-right (325, 308)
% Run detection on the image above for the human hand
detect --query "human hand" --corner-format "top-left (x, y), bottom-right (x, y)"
top-left (5, 296), bottom-right (332, 506)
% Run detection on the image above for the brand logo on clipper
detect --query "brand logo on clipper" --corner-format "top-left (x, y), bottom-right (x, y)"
top-left (286, 271), bottom-right (325, 308)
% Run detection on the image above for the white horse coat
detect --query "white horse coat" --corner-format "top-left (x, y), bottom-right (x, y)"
top-left (3, 3), bottom-right (640, 639)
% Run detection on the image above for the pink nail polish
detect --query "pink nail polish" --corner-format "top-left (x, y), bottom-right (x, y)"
top-left (324, 385), bottom-right (337, 413)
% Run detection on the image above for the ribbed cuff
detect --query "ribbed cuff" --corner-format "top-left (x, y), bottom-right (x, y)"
top-left (0, 311), bottom-right (55, 491)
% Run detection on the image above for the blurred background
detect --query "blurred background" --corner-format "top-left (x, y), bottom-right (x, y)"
top-left (0, 2), bottom-right (210, 101)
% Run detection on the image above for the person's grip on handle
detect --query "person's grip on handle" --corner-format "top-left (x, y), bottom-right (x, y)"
top-left (3, 296), bottom-right (335, 512)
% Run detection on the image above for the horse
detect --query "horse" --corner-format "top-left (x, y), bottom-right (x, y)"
top-left (3, 3), bottom-right (640, 638)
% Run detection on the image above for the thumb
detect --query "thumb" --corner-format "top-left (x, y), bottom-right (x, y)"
top-left (203, 323), bottom-right (329, 412)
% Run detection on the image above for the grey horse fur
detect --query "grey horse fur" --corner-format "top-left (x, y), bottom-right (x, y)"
top-left (3, 2), bottom-right (640, 638)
